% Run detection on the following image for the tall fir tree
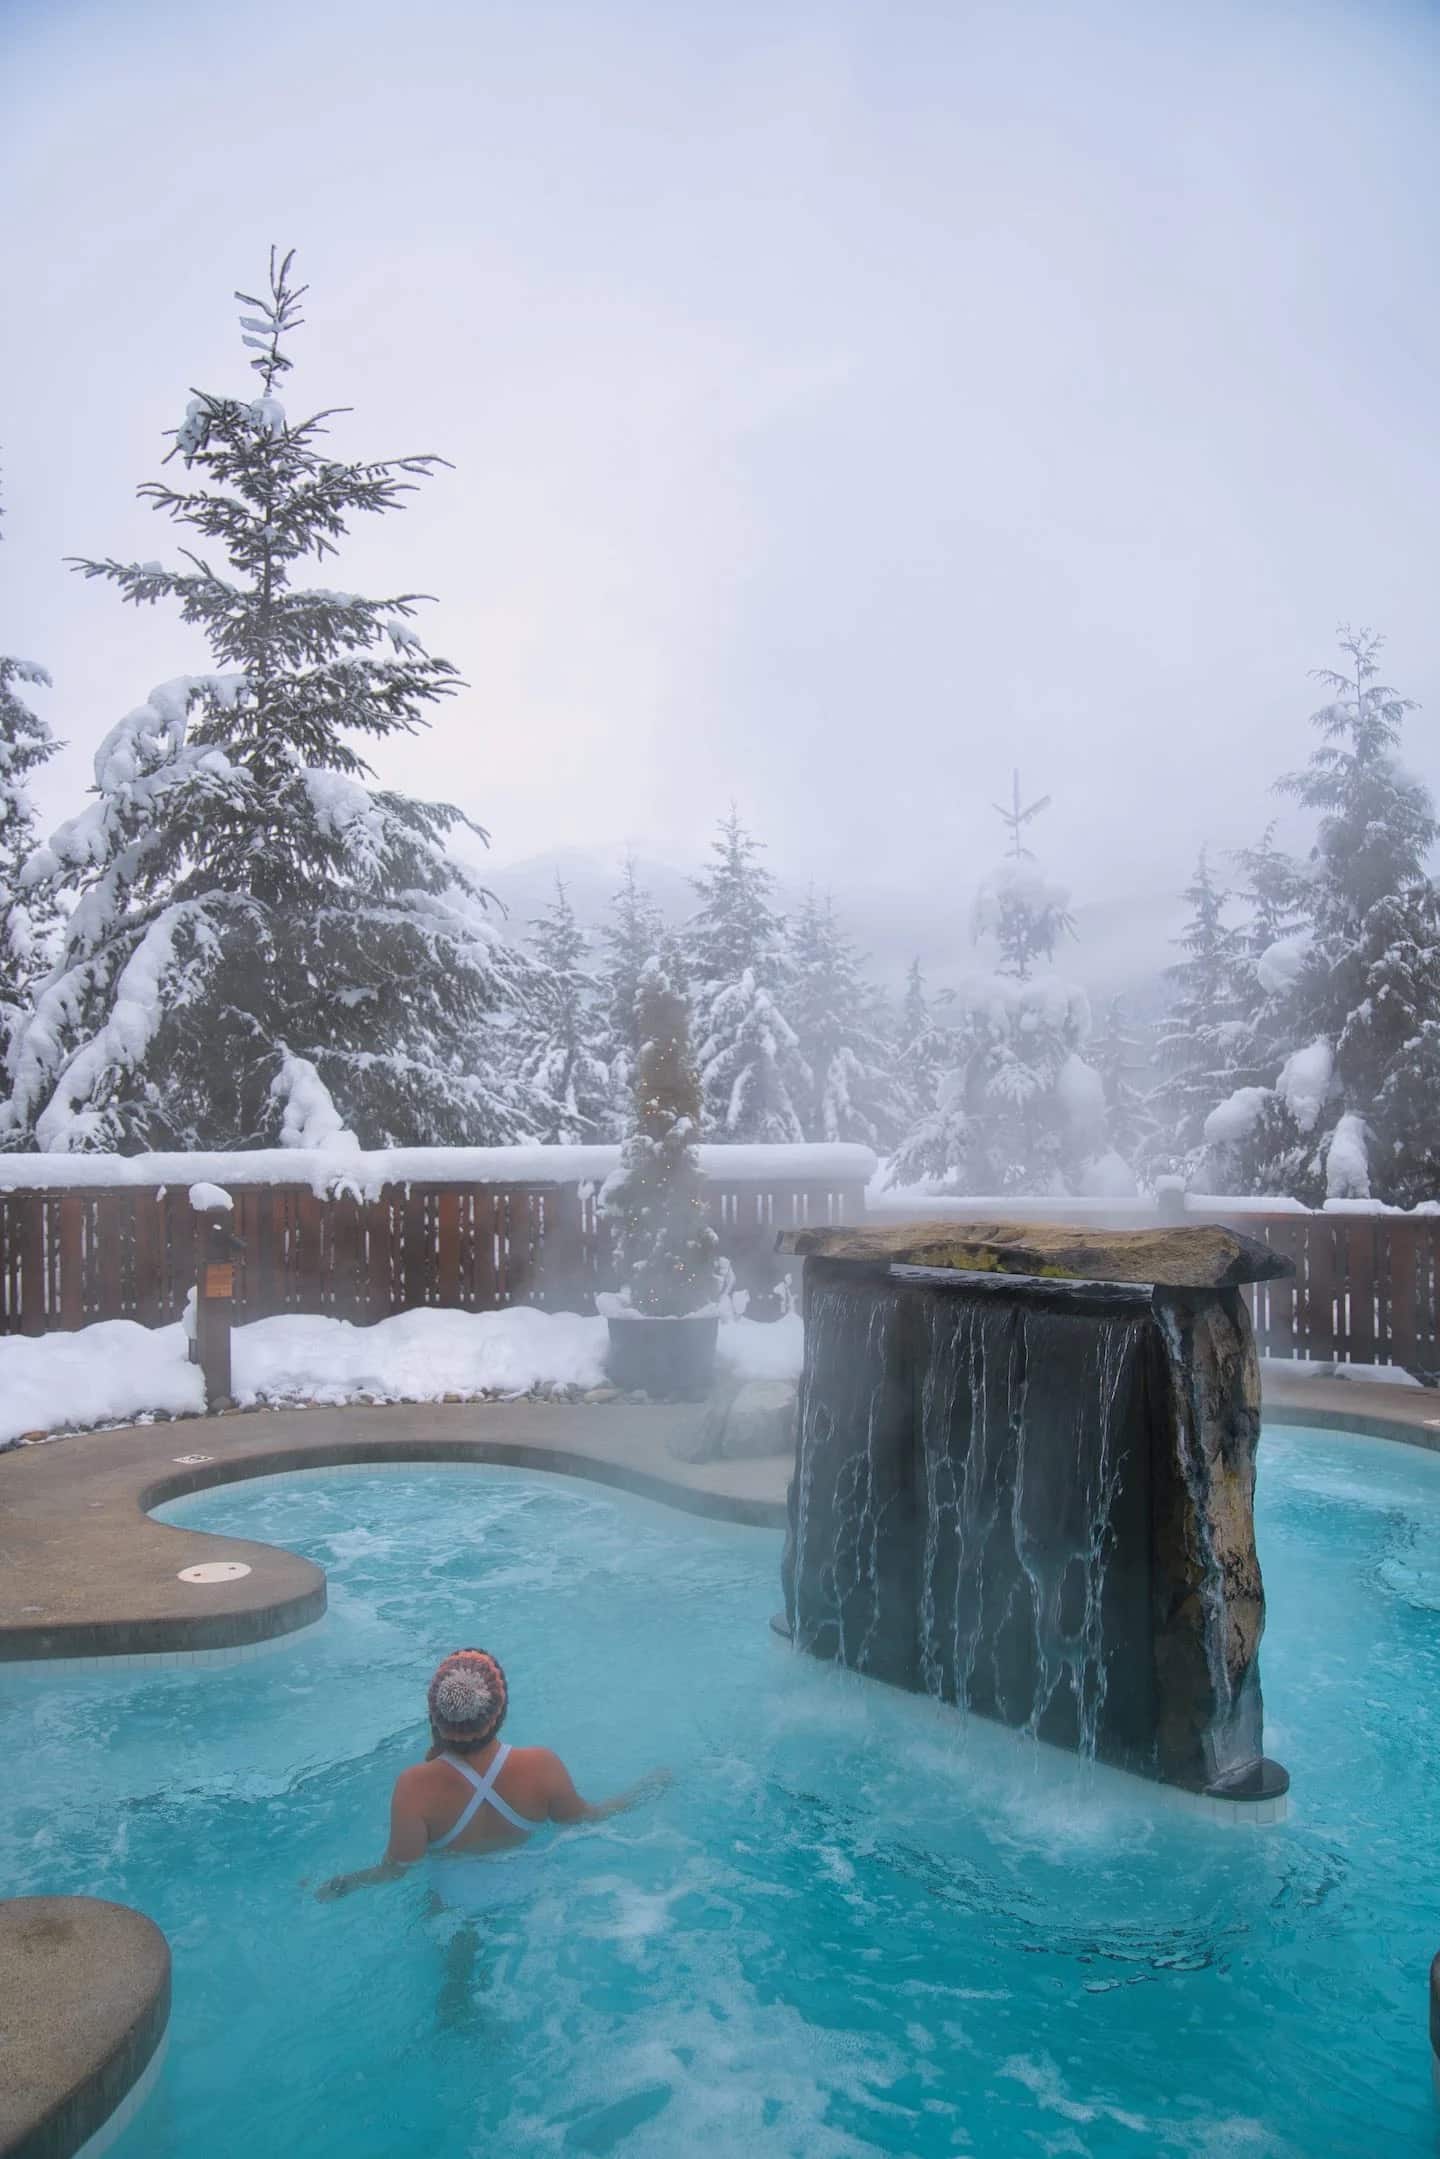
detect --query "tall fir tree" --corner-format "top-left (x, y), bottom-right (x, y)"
top-left (1211, 629), bottom-right (1440, 1203)
top-left (901, 956), bottom-right (929, 1050)
top-left (513, 879), bottom-right (612, 1141)
top-left (975, 770), bottom-right (1075, 979)
top-left (687, 807), bottom-right (806, 1142)
top-left (787, 887), bottom-right (903, 1147)
top-left (889, 784), bottom-right (1123, 1195)
top-left (1090, 995), bottom-right (1157, 1169)
top-left (1231, 822), bottom-right (1307, 956)
top-left (1149, 848), bottom-right (1246, 1177)
top-left (1279, 627), bottom-right (1431, 932)
top-left (688, 806), bottom-right (785, 984)
top-left (1358, 882), bottom-right (1440, 1204)
top-left (599, 956), bottom-right (723, 1316)
top-left (0, 484), bottom-right (61, 1071)
top-left (595, 856), bottom-right (665, 1135)
top-left (885, 1018), bottom-right (972, 1192)
top-left (2, 251), bottom-right (541, 1153)
top-left (894, 954), bottom-right (944, 1140)
top-left (1225, 822), bottom-right (1308, 1093)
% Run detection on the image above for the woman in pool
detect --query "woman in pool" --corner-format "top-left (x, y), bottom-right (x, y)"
top-left (315, 1647), bottom-right (669, 1900)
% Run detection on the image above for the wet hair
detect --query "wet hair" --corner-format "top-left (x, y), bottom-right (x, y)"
top-left (426, 1648), bottom-right (508, 1757)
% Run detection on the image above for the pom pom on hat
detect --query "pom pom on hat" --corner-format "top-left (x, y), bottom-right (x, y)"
top-left (427, 1648), bottom-right (508, 1743)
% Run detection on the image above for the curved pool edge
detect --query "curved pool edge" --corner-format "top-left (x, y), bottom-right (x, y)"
top-left (1263, 1398), bottom-right (1440, 1451)
top-left (0, 1379), bottom-right (1430, 1670)
top-left (0, 1897), bottom-right (169, 2159)
top-left (0, 1402), bottom-right (789, 1666)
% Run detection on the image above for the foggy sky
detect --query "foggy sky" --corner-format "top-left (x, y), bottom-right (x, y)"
top-left (4, 0), bottom-right (1438, 980)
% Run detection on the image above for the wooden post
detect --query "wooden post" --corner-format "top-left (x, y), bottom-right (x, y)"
top-left (538, 1183), bottom-right (584, 1311)
top-left (191, 1205), bottom-right (241, 1411)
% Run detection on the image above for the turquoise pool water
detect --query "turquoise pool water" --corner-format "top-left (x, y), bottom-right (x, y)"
top-left (3, 1425), bottom-right (1438, 2157)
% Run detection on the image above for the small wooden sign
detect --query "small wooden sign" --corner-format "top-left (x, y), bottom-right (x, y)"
top-left (203, 1263), bottom-right (234, 1299)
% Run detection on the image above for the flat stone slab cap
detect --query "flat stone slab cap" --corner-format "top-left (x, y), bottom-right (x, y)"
top-left (776, 1218), bottom-right (1296, 1289)
top-left (0, 1897), bottom-right (169, 2159)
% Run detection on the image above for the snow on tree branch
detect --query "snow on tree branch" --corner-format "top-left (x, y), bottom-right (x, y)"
top-left (0, 252), bottom-right (539, 1155)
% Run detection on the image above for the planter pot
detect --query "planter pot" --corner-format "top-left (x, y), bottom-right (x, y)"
top-left (605, 1315), bottom-right (720, 1400)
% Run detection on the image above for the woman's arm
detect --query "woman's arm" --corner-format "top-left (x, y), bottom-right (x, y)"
top-left (315, 1769), bottom-right (429, 1901)
top-left (541, 1753), bottom-right (672, 1825)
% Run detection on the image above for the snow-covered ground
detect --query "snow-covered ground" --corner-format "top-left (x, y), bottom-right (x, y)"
top-left (1257, 1355), bottom-right (1421, 1389)
top-left (4, 1304), bottom-right (1419, 1458)
top-left (0, 1307), bottom-right (805, 1451)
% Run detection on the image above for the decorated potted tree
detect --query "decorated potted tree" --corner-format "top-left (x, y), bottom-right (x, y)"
top-left (599, 957), bottom-right (725, 1398)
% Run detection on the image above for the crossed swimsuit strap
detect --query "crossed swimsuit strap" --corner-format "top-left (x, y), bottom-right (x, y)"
top-left (428, 1743), bottom-right (540, 1850)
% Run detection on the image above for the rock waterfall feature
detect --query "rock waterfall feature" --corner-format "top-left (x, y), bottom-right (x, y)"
top-left (775, 1223), bottom-right (1292, 1800)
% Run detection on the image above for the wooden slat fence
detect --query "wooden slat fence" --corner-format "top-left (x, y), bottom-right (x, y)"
top-left (0, 1173), bottom-right (867, 1337)
top-left (1238, 1211), bottom-right (1440, 1378)
top-left (4, 1185), bottom-right (1435, 1374)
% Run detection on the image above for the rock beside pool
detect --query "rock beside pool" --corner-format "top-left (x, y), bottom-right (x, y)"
top-left (667, 1380), bottom-right (799, 1462)
top-left (722, 1379), bottom-right (799, 1458)
top-left (685, 1378), bottom-right (798, 1462)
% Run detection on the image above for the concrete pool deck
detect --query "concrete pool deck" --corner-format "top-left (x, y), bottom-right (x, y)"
top-left (0, 1399), bottom-right (788, 1664)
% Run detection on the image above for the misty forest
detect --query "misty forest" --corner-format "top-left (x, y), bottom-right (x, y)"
top-left (2, 253), bottom-right (1435, 1208)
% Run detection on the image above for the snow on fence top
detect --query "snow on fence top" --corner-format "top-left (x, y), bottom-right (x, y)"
top-left (867, 1179), bottom-right (1439, 1221)
top-left (0, 1142), bottom-right (879, 1202)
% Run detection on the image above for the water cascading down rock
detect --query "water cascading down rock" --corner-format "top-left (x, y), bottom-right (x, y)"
top-left (775, 1222), bottom-right (1293, 1798)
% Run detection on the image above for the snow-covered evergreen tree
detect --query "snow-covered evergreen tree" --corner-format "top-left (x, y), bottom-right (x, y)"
top-left (787, 888), bottom-right (902, 1147)
top-left (884, 1025), bottom-right (972, 1194)
top-left (1090, 995), bottom-right (1158, 1169)
top-left (513, 879), bottom-right (612, 1141)
top-left (688, 807), bottom-right (806, 1142)
top-left (972, 770), bottom-right (1076, 980)
top-left (901, 956), bottom-right (929, 1052)
top-left (1280, 628), bottom-right (1431, 932)
top-left (1360, 882), bottom-right (1440, 1206)
top-left (3, 251), bottom-right (542, 1153)
top-left (594, 856), bottom-right (665, 1134)
top-left (0, 486), bottom-right (61, 1070)
top-left (1231, 822), bottom-right (1307, 958)
top-left (1204, 629), bottom-right (1439, 1204)
top-left (688, 807), bottom-right (784, 985)
top-left (599, 956), bottom-right (724, 1316)
top-left (696, 970), bottom-right (806, 1144)
top-left (892, 955), bottom-right (944, 1142)
top-left (887, 783), bottom-right (1126, 1196)
top-left (1224, 822), bottom-right (1308, 1095)
top-left (1149, 848), bottom-right (1246, 1177)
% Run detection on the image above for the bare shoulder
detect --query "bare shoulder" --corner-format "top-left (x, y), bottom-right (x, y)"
top-left (507, 1745), bottom-right (567, 1778)
top-left (505, 1745), bottom-right (574, 1796)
